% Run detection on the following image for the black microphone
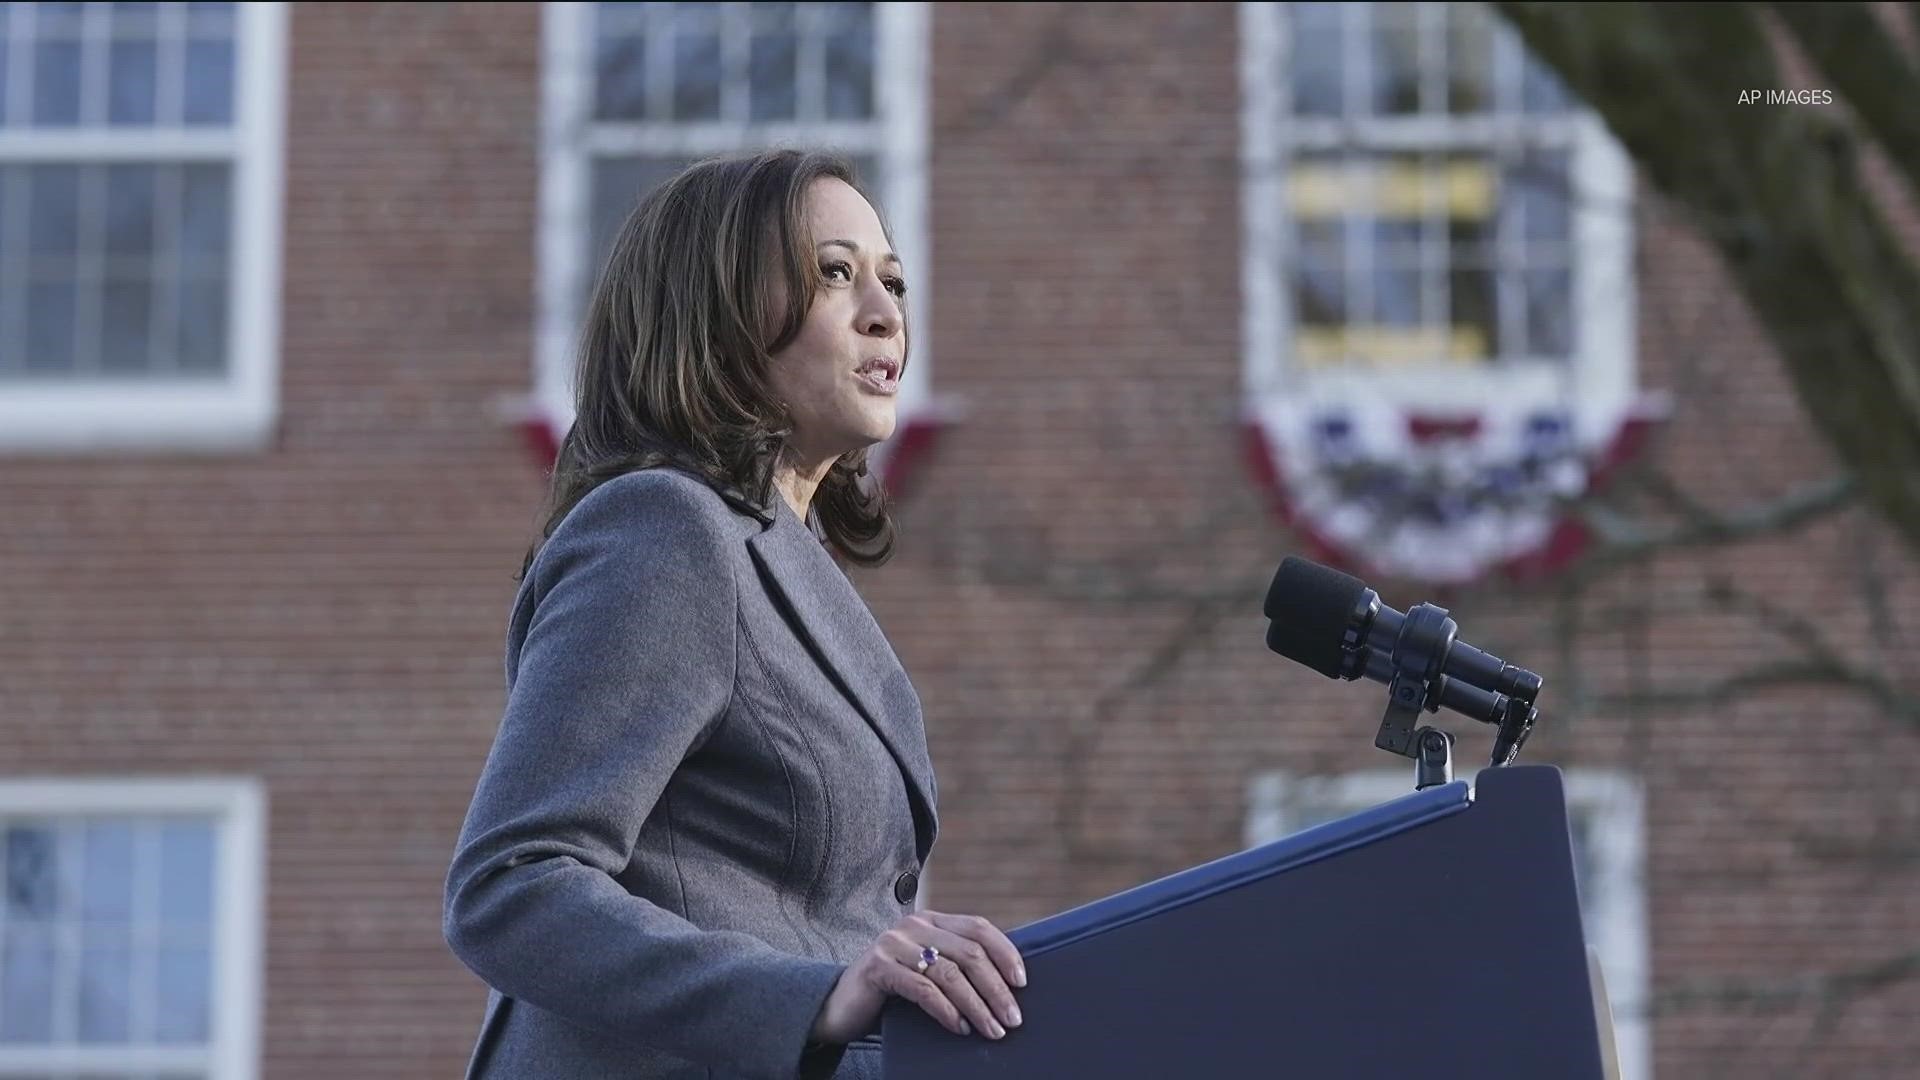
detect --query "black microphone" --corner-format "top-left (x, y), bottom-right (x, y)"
top-left (1262, 556), bottom-right (1542, 766)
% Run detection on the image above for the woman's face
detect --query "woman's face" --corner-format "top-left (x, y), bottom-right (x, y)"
top-left (768, 177), bottom-right (908, 467)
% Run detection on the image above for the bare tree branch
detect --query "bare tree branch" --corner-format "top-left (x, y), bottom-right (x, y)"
top-left (1495, 1), bottom-right (1920, 555)
top-left (1569, 472), bottom-right (1858, 577)
top-left (1768, 2), bottom-right (1920, 196)
top-left (1647, 945), bottom-right (1920, 1015)
top-left (1586, 658), bottom-right (1920, 729)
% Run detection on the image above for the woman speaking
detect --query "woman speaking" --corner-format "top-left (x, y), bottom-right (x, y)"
top-left (443, 150), bottom-right (1025, 1079)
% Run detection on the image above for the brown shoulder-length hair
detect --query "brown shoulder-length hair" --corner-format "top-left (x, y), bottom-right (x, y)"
top-left (515, 148), bottom-right (905, 583)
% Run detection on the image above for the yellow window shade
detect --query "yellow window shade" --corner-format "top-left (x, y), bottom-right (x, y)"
top-left (1288, 159), bottom-right (1495, 220)
top-left (1295, 325), bottom-right (1492, 367)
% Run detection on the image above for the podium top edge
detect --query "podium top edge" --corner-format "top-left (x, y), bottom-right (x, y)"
top-left (1009, 777), bottom-right (1478, 957)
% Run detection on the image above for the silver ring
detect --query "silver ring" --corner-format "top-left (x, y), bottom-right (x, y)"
top-left (914, 945), bottom-right (940, 974)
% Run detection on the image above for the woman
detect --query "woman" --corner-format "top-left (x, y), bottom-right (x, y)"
top-left (443, 149), bottom-right (1025, 1080)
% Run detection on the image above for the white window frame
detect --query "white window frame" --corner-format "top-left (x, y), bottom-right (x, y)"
top-left (1245, 766), bottom-right (1649, 1080)
top-left (529, 2), bottom-right (937, 472)
top-left (0, 776), bottom-right (267, 1080)
top-left (1238, 1), bottom-right (1635, 446)
top-left (0, 1), bottom-right (288, 453)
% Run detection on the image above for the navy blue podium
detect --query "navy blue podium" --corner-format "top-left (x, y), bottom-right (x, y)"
top-left (882, 765), bottom-right (1612, 1078)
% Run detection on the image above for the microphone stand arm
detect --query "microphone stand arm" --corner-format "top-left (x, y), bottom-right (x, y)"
top-left (1364, 605), bottom-right (1542, 791)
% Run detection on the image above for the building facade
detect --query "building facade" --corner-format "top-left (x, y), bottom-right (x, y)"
top-left (3, 3), bottom-right (1917, 1077)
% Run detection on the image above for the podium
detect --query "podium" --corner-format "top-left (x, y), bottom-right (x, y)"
top-left (882, 765), bottom-right (1613, 1078)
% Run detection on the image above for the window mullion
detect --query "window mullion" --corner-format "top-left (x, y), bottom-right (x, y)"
top-left (0, 164), bottom-right (20, 376)
top-left (0, 816), bottom-right (10, 1016)
top-left (130, 818), bottom-right (159, 1045)
top-left (74, 161), bottom-right (106, 376)
top-left (797, 3), bottom-right (825, 122)
top-left (51, 820), bottom-right (81, 1047)
top-left (645, 3), bottom-right (672, 122)
top-left (151, 162), bottom-right (180, 376)
top-left (1418, 1), bottom-right (1444, 116)
top-left (720, 2), bottom-right (748, 124)
top-left (80, 0), bottom-right (109, 126)
top-left (156, 0), bottom-right (184, 126)
top-left (6, 1), bottom-right (36, 127)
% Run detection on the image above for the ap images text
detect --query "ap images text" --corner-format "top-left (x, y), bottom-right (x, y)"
top-left (1737, 89), bottom-right (1834, 104)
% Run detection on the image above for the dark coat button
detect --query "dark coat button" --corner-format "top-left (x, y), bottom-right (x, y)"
top-left (893, 870), bottom-right (919, 905)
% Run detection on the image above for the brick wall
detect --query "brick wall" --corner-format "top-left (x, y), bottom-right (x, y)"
top-left (4, 3), bottom-right (545, 1074)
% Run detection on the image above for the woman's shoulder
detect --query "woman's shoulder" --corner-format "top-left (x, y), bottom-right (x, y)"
top-left (533, 468), bottom-right (755, 582)
top-left (577, 465), bottom-right (736, 517)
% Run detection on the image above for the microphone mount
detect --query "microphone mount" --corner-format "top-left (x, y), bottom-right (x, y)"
top-left (1351, 598), bottom-right (1540, 790)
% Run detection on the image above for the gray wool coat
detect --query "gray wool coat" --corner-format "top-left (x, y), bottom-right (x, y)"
top-left (443, 467), bottom-right (938, 1080)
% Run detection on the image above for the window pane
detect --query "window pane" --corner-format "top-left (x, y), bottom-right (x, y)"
top-left (157, 820), bottom-right (215, 924)
top-left (822, 2), bottom-right (874, 121)
top-left (1367, 2), bottom-right (1419, 115)
top-left (1289, 3), bottom-right (1343, 117)
top-left (1292, 218), bottom-right (1347, 368)
top-left (589, 155), bottom-right (690, 278)
top-left (1449, 262), bottom-right (1496, 362)
top-left (0, 11), bottom-right (10, 125)
top-left (187, 1), bottom-right (236, 36)
top-left (103, 278), bottom-right (155, 373)
top-left (0, 925), bottom-right (56, 1042)
top-left (155, 943), bottom-right (210, 1044)
top-left (1445, 2), bottom-right (1493, 115)
top-left (79, 927), bottom-right (134, 1044)
top-left (29, 164), bottom-right (81, 257)
top-left (848, 153), bottom-right (880, 196)
top-left (81, 820), bottom-right (136, 921)
top-left (749, 6), bottom-right (797, 122)
top-left (593, 30), bottom-right (648, 120)
top-left (183, 37), bottom-right (234, 124)
top-left (26, 279), bottom-right (78, 374)
top-left (1448, 190), bottom-right (1495, 262)
top-left (106, 164), bottom-right (158, 258)
top-left (109, 38), bottom-right (159, 125)
top-left (1505, 151), bottom-right (1571, 243)
top-left (671, 9), bottom-right (721, 120)
top-left (180, 163), bottom-right (230, 270)
top-left (175, 276), bottom-right (226, 373)
top-left (1522, 265), bottom-right (1573, 359)
top-left (1370, 230), bottom-right (1424, 329)
top-left (1292, 238), bottom-right (1346, 327)
top-left (32, 38), bottom-right (82, 126)
top-left (5, 825), bottom-right (61, 918)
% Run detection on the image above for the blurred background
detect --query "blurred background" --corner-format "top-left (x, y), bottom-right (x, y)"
top-left (4, 2), bottom-right (1919, 1077)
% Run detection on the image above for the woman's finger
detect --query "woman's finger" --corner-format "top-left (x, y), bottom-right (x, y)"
top-left (913, 924), bottom-right (1021, 1034)
top-left (925, 911), bottom-right (1027, 990)
top-left (890, 931), bottom-right (1003, 1039)
top-left (874, 943), bottom-right (970, 1036)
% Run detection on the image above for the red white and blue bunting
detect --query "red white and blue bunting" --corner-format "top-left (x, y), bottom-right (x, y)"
top-left (1243, 394), bottom-right (1666, 586)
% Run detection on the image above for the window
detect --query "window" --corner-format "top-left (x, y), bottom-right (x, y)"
top-left (1239, 2), bottom-right (1647, 584)
top-left (1246, 767), bottom-right (1649, 1080)
top-left (0, 2), bottom-right (288, 453)
top-left (0, 778), bottom-right (265, 1080)
top-left (534, 2), bottom-right (935, 475)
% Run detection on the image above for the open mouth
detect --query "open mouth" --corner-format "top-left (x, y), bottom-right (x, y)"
top-left (856, 357), bottom-right (901, 393)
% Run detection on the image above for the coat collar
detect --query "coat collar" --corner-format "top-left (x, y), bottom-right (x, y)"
top-left (746, 498), bottom-right (939, 862)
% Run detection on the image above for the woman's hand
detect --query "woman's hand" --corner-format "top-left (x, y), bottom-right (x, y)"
top-left (810, 911), bottom-right (1027, 1043)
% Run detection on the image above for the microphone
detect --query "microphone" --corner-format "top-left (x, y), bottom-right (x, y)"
top-left (1262, 556), bottom-right (1542, 768)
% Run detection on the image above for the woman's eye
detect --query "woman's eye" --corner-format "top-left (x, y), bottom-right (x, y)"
top-left (822, 261), bottom-right (853, 283)
top-left (884, 277), bottom-right (909, 298)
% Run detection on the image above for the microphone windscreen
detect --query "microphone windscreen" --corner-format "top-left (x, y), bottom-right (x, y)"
top-left (1263, 556), bottom-right (1368, 678)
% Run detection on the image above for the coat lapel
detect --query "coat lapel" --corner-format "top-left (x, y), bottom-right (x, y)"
top-left (747, 509), bottom-right (939, 862)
